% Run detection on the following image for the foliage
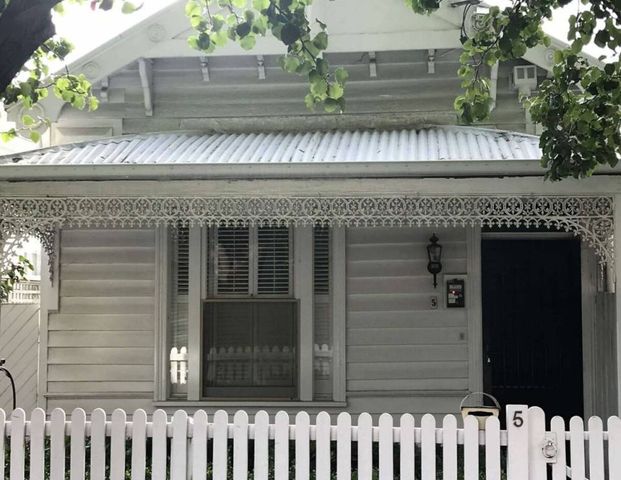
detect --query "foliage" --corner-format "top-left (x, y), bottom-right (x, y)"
top-left (0, 0), bottom-right (619, 179)
top-left (0, 256), bottom-right (33, 304)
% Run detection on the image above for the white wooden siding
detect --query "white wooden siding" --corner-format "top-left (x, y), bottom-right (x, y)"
top-left (346, 227), bottom-right (469, 414)
top-left (0, 304), bottom-right (39, 413)
top-left (45, 229), bottom-right (155, 409)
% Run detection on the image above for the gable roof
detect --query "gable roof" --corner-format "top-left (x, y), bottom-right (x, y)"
top-left (14, 0), bottom-right (596, 123)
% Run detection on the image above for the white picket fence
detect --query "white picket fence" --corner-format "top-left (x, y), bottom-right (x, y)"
top-left (0, 405), bottom-right (620, 480)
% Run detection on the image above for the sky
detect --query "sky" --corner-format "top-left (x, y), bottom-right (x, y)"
top-left (51, 0), bottom-right (610, 61)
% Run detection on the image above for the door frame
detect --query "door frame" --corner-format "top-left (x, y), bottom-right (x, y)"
top-left (473, 231), bottom-right (597, 417)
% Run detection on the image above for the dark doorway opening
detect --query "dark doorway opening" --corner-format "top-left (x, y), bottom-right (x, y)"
top-left (482, 238), bottom-right (583, 421)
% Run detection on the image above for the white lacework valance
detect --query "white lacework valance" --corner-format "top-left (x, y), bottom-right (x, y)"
top-left (0, 195), bottom-right (615, 279)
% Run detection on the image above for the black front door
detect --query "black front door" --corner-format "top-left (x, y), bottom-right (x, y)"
top-left (482, 238), bottom-right (583, 420)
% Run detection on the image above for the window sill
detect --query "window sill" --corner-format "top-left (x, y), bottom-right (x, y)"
top-left (153, 400), bottom-right (347, 408)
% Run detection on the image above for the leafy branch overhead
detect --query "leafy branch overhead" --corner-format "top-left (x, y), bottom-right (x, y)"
top-left (185, 0), bottom-right (348, 113)
top-left (0, 0), bottom-right (619, 180)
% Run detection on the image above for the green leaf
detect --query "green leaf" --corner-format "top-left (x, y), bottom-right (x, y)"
top-left (29, 131), bottom-right (41, 143)
top-left (313, 31), bottom-right (328, 50)
top-left (310, 78), bottom-right (328, 96)
top-left (335, 67), bottom-right (349, 84)
top-left (252, 0), bottom-right (269, 10)
top-left (21, 115), bottom-right (35, 126)
top-left (239, 35), bottom-right (257, 50)
top-left (281, 23), bottom-right (301, 45)
top-left (236, 22), bottom-right (252, 38)
top-left (328, 82), bottom-right (344, 99)
top-left (121, 1), bottom-right (139, 14)
top-left (282, 56), bottom-right (301, 73)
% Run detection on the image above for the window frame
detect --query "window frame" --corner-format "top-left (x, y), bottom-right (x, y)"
top-left (201, 297), bottom-right (299, 399)
top-left (155, 224), bottom-right (347, 405)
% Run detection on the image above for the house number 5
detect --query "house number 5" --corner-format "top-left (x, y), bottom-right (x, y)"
top-left (512, 410), bottom-right (524, 428)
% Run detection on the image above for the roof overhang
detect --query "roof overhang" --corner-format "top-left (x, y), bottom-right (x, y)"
top-left (0, 159), bottom-right (556, 181)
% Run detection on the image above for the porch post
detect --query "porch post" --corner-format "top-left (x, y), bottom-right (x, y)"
top-left (615, 195), bottom-right (621, 414)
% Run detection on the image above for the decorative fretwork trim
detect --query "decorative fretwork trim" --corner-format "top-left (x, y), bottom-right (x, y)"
top-left (0, 195), bottom-right (615, 280)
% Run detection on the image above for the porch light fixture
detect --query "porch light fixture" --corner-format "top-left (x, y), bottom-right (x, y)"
top-left (427, 233), bottom-right (443, 288)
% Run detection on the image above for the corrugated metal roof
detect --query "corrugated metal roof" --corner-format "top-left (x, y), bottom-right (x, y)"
top-left (0, 127), bottom-right (541, 166)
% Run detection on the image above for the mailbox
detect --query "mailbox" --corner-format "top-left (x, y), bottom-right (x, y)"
top-left (446, 277), bottom-right (465, 308)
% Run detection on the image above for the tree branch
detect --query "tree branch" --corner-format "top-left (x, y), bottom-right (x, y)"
top-left (0, 0), bottom-right (63, 95)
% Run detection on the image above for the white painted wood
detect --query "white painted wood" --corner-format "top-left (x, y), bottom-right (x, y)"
top-left (294, 412), bottom-right (310, 480)
top-left (70, 408), bottom-right (87, 480)
top-left (463, 415), bottom-right (478, 480)
top-left (399, 414), bottom-right (415, 480)
top-left (233, 411), bottom-right (249, 480)
top-left (347, 227), bottom-right (469, 409)
top-left (569, 416), bottom-right (585, 480)
top-left (506, 405), bottom-right (528, 480)
top-left (151, 409), bottom-right (168, 480)
top-left (253, 411), bottom-right (269, 480)
top-left (608, 416), bottom-right (621, 479)
top-left (331, 226), bottom-right (347, 402)
top-left (192, 410), bottom-right (208, 480)
top-left (528, 407), bottom-right (546, 480)
top-left (484, 417), bottom-right (500, 480)
top-left (0, 304), bottom-right (40, 412)
top-left (154, 225), bottom-right (169, 401)
top-left (46, 228), bottom-right (156, 408)
top-left (10, 408), bottom-right (26, 480)
top-left (110, 409), bottom-right (127, 480)
top-left (466, 226), bottom-right (483, 392)
top-left (378, 413), bottom-right (393, 480)
top-left (581, 243), bottom-right (597, 418)
top-left (550, 417), bottom-right (567, 480)
top-left (0, 410), bottom-right (5, 480)
top-left (587, 416), bottom-right (604, 480)
top-left (336, 412), bottom-right (351, 480)
top-left (213, 410), bottom-right (229, 480)
top-left (356, 413), bottom-right (372, 480)
top-left (29, 408), bottom-right (46, 480)
top-left (420, 414), bottom-right (435, 480)
top-left (50, 408), bottom-right (66, 480)
top-left (294, 226), bottom-right (314, 401)
top-left (188, 226), bottom-right (203, 400)
top-left (39, 233), bottom-right (59, 408)
top-left (171, 410), bottom-right (188, 480)
top-left (89, 408), bottom-right (107, 480)
top-left (314, 412), bottom-right (331, 480)
top-left (130, 409), bottom-right (147, 480)
top-left (615, 194), bottom-right (621, 413)
top-left (274, 411), bottom-right (289, 480)
top-left (442, 415), bottom-right (457, 480)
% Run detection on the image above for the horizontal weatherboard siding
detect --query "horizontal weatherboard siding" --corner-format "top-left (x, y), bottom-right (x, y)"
top-left (46, 229), bottom-right (156, 409)
top-left (346, 227), bottom-right (469, 414)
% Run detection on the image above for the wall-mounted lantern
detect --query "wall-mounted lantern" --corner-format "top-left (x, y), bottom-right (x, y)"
top-left (426, 233), bottom-right (443, 288)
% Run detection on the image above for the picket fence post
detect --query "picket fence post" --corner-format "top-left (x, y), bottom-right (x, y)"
top-left (506, 404), bottom-right (529, 480)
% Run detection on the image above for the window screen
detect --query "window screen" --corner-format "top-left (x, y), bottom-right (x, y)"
top-left (203, 300), bottom-right (297, 398)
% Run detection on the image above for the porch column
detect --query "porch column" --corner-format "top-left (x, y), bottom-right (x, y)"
top-left (615, 195), bottom-right (621, 414)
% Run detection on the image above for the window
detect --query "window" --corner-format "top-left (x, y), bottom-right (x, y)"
top-left (204, 226), bottom-right (296, 398)
top-left (165, 224), bottom-right (341, 402)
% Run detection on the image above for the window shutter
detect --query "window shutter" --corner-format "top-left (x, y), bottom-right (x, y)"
top-left (216, 227), bottom-right (250, 295)
top-left (257, 227), bottom-right (290, 295)
top-left (313, 226), bottom-right (330, 295)
top-left (175, 226), bottom-right (190, 296)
